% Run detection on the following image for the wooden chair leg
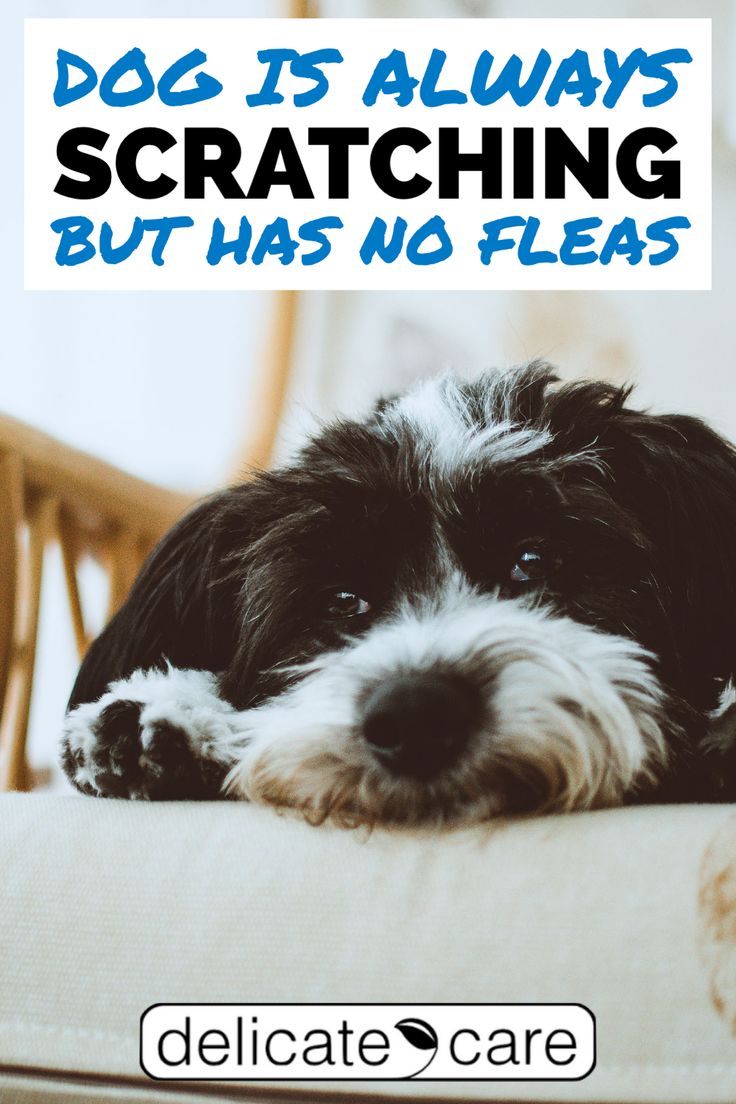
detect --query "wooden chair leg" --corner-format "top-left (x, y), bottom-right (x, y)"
top-left (0, 494), bottom-right (58, 792)
top-left (289, 0), bottom-right (314, 16)
top-left (106, 526), bottom-right (146, 621)
top-left (237, 290), bottom-right (300, 473)
top-left (0, 454), bottom-right (23, 737)
top-left (58, 513), bottom-right (90, 661)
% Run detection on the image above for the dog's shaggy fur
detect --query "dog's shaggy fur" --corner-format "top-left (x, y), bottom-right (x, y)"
top-left (62, 364), bottom-right (736, 825)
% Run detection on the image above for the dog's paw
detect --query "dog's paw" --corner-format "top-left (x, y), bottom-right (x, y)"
top-left (61, 668), bottom-right (241, 800)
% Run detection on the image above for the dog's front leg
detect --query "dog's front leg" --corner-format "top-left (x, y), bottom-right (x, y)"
top-left (61, 667), bottom-right (243, 800)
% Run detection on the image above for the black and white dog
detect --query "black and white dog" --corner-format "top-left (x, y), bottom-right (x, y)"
top-left (62, 363), bottom-right (736, 825)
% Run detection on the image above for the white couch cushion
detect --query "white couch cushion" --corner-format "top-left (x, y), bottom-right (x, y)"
top-left (1, 794), bottom-right (735, 1102)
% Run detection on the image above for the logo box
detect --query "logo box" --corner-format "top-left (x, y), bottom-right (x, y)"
top-left (140, 1002), bottom-right (596, 1081)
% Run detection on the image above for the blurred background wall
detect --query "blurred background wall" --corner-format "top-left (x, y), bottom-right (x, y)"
top-left (3, 0), bottom-right (735, 782)
top-left (285, 0), bottom-right (736, 453)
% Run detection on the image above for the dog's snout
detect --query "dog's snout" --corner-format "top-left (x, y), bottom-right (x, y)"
top-left (361, 673), bottom-right (480, 779)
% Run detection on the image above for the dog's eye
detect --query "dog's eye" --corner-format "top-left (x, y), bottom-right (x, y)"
top-left (510, 549), bottom-right (548, 584)
top-left (327, 591), bottom-right (371, 618)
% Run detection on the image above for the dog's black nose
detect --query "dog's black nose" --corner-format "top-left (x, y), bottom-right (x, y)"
top-left (361, 673), bottom-right (480, 779)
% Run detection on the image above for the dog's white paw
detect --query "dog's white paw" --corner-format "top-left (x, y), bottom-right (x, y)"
top-left (61, 667), bottom-right (242, 799)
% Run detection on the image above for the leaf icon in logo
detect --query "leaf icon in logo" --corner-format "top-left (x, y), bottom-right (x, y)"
top-left (394, 1018), bottom-right (438, 1052)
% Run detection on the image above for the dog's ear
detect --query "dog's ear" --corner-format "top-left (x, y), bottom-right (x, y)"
top-left (546, 382), bottom-right (736, 711)
top-left (68, 489), bottom-right (249, 709)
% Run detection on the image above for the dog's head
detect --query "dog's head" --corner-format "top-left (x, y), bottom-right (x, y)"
top-left (89, 364), bottom-right (736, 825)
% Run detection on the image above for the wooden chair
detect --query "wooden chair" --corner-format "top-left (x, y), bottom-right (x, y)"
top-left (0, 290), bottom-right (299, 793)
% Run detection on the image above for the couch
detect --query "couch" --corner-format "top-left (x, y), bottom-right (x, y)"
top-left (1, 794), bottom-right (735, 1103)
